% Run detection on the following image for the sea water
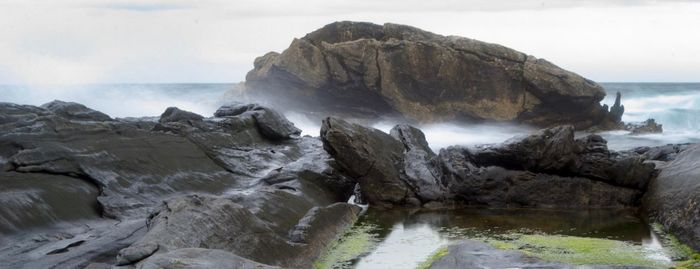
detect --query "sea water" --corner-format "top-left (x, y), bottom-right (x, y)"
top-left (1, 83), bottom-right (698, 150)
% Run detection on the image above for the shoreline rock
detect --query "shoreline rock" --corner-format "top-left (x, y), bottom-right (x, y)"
top-left (0, 99), bottom-right (697, 269)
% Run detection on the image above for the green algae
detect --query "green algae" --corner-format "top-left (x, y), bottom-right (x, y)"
top-left (500, 234), bottom-right (670, 267)
top-left (676, 254), bottom-right (700, 269)
top-left (416, 246), bottom-right (449, 269)
top-left (313, 223), bottom-right (379, 269)
top-left (650, 223), bottom-right (700, 268)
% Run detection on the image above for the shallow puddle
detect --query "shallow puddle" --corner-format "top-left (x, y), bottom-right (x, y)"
top-left (315, 208), bottom-right (688, 269)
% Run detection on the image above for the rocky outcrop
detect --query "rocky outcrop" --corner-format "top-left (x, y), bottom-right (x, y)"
top-left (320, 117), bottom-right (420, 208)
top-left (468, 126), bottom-right (657, 190)
top-left (215, 103), bottom-right (301, 140)
top-left (626, 119), bottom-right (663, 134)
top-left (321, 117), bottom-right (653, 209)
top-left (241, 21), bottom-right (619, 129)
top-left (643, 144), bottom-right (700, 251)
top-left (0, 101), bottom-right (354, 268)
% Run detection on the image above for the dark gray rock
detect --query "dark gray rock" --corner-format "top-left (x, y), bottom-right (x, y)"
top-left (242, 21), bottom-right (618, 129)
top-left (289, 203), bottom-right (361, 244)
top-left (0, 172), bottom-right (100, 235)
top-left (469, 125), bottom-right (656, 190)
top-left (213, 103), bottom-right (257, 117)
top-left (643, 144), bottom-right (700, 251)
top-left (390, 125), bottom-right (445, 201)
top-left (41, 100), bottom-right (112, 122)
top-left (252, 107), bottom-right (301, 140)
top-left (158, 107), bottom-right (204, 124)
top-left (116, 242), bottom-right (158, 265)
top-left (439, 146), bottom-right (641, 208)
top-left (122, 195), bottom-right (360, 268)
top-left (137, 248), bottom-right (281, 269)
top-left (626, 118), bottom-right (663, 134)
top-left (214, 104), bottom-right (301, 140)
top-left (323, 120), bottom-right (649, 209)
top-left (320, 117), bottom-right (419, 208)
top-left (0, 101), bottom-right (354, 268)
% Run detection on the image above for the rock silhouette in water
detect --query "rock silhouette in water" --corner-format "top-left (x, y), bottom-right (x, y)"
top-left (241, 21), bottom-right (622, 129)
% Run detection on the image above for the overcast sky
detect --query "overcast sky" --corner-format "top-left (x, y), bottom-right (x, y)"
top-left (0, 0), bottom-right (698, 84)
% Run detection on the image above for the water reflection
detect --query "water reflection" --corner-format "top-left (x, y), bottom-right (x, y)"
top-left (350, 208), bottom-right (665, 268)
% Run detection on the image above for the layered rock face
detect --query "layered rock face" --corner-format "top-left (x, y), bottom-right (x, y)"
top-left (243, 21), bottom-right (619, 129)
top-left (0, 101), bottom-right (357, 268)
top-left (321, 117), bottom-right (654, 209)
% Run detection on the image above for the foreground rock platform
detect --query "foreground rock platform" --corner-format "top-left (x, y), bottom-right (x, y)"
top-left (0, 100), bottom-right (697, 269)
top-left (0, 101), bottom-right (356, 268)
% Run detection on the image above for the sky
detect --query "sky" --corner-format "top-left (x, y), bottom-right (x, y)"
top-left (0, 0), bottom-right (699, 84)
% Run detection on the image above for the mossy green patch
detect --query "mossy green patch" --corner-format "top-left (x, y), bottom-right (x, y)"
top-left (416, 246), bottom-right (449, 269)
top-left (313, 223), bottom-right (379, 269)
top-left (676, 253), bottom-right (700, 269)
top-left (484, 234), bottom-right (671, 268)
top-left (650, 223), bottom-right (700, 268)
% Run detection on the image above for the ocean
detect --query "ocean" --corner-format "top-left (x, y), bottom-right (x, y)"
top-left (1, 83), bottom-right (698, 150)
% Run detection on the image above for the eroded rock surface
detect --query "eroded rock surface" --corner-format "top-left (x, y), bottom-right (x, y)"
top-left (242, 21), bottom-right (620, 129)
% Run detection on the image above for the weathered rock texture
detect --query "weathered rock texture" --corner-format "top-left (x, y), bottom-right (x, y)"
top-left (643, 144), bottom-right (700, 251)
top-left (243, 21), bottom-right (620, 129)
top-left (0, 101), bottom-right (355, 268)
top-left (321, 117), bottom-right (654, 209)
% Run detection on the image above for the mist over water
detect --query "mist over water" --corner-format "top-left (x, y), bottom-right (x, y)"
top-left (0, 84), bottom-right (232, 118)
top-left (598, 83), bottom-right (700, 150)
top-left (2, 83), bottom-right (698, 151)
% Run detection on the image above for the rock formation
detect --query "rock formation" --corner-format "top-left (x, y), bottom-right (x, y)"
top-left (0, 101), bottom-right (355, 268)
top-left (241, 21), bottom-right (621, 129)
top-left (0, 99), bottom-right (696, 268)
top-left (320, 117), bottom-right (653, 209)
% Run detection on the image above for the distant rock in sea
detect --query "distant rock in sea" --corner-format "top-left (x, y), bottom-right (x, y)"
top-left (236, 21), bottom-right (622, 130)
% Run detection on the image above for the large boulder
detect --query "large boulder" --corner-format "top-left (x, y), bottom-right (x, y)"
top-left (320, 117), bottom-right (419, 208)
top-left (242, 21), bottom-right (618, 129)
top-left (643, 144), bottom-right (700, 251)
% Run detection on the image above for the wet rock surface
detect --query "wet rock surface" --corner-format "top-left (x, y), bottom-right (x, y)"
top-left (0, 101), bottom-right (354, 268)
top-left (321, 117), bottom-right (653, 209)
top-left (241, 21), bottom-right (620, 129)
top-left (430, 240), bottom-right (656, 269)
top-left (643, 144), bottom-right (700, 251)
top-left (0, 99), bottom-right (695, 268)
top-left (136, 248), bottom-right (282, 269)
